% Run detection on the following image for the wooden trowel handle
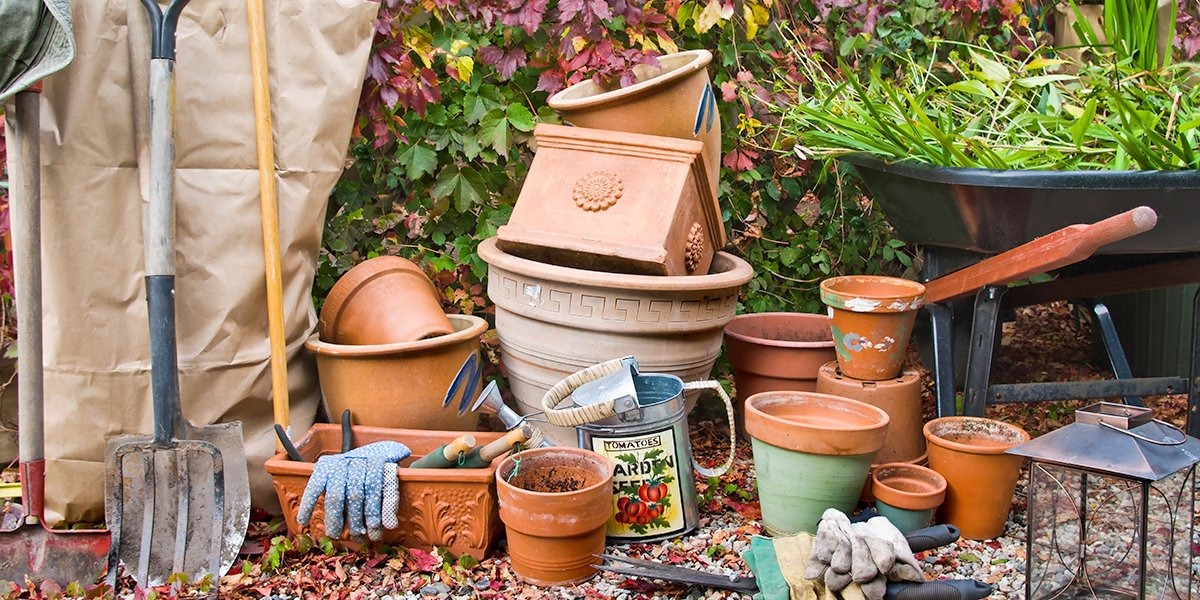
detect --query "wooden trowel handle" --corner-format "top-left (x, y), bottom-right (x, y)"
top-left (923, 206), bottom-right (1158, 304)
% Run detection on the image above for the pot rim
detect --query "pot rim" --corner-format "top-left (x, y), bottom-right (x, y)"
top-left (304, 314), bottom-right (487, 357)
top-left (479, 237), bottom-right (753, 291)
top-left (724, 312), bottom-right (835, 349)
top-left (871, 462), bottom-right (947, 510)
top-left (494, 447), bottom-right (616, 497)
top-left (923, 416), bottom-right (1031, 455)
top-left (744, 391), bottom-right (890, 455)
top-left (820, 275), bottom-right (926, 313)
top-left (547, 49), bottom-right (713, 111)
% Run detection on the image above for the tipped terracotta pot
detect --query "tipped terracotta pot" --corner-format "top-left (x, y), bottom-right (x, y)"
top-left (547, 49), bottom-right (722, 211)
top-left (815, 361), bottom-right (927, 466)
top-left (723, 312), bottom-right (836, 438)
top-left (319, 255), bottom-right (454, 345)
top-left (496, 447), bottom-right (616, 586)
top-left (871, 462), bottom-right (947, 533)
top-left (819, 275), bottom-right (925, 381)
top-left (305, 314), bottom-right (487, 430)
top-left (745, 391), bottom-right (890, 535)
top-left (479, 237), bottom-right (752, 446)
top-left (924, 417), bottom-right (1030, 540)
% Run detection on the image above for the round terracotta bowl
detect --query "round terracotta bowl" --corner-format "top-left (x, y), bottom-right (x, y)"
top-left (744, 391), bottom-right (891, 456)
top-left (318, 255), bottom-right (454, 345)
top-left (305, 314), bottom-right (487, 431)
top-left (871, 462), bottom-right (947, 511)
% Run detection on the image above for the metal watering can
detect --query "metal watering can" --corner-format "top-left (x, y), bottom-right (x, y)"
top-left (541, 357), bottom-right (736, 542)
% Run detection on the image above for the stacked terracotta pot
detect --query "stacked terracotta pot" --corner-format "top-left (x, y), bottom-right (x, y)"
top-left (304, 255), bottom-right (487, 431)
top-left (480, 49), bottom-right (753, 450)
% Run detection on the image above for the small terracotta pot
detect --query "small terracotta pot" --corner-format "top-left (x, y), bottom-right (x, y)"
top-left (495, 447), bottom-right (616, 587)
top-left (723, 313), bottom-right (836, 439)
top-left (816, 361), bottom-right (927, 466)
top-left (871, 462), bottom-right (947, 533)
top-left (305, 314), bottom-right (487, 430)
top-left (319, 255), bottom-right (454, 345)
top-left (924, 417), bottom-right (1030, 540)
top-left (744, 391), bottom-right (890, 535)
top-left (548, 50), bottom-right (722, 214)
top-left (265, 424), bottom-right (504, 559)
top-left (820, 275), bottom-right (925, 381)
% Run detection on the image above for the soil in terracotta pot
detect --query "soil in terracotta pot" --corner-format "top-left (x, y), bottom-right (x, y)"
top-left (507, 465), bottom-right (600, 493)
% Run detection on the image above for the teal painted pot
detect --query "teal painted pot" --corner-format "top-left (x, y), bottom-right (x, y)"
top-left (871, 462), bottom-right (946, 533)
top-left (875, 500), bottom-right (936, 534)
top-left (745, 391), bottom-right (890, 536)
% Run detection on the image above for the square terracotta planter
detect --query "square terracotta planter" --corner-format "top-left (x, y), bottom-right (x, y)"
top-left (265, 424), bottom-right (504, 559)
top-left (497, 123), bottom-right (725, 276)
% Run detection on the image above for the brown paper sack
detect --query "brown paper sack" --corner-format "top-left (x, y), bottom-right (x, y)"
top-left (35, 0), bottom-right (379, 524)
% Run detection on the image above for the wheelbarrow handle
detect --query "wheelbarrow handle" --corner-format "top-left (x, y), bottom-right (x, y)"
top-left (923, 206), bottom-right (1158, 304)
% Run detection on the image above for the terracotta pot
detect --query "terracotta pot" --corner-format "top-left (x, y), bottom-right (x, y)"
top-left (744, 391), bottom-right (890, 535)
top-left (819, 275), bottom-right (926, 381)
top-left (871, 462), bottom-right (947, 533)
top-left (924, 417), bottom-right (1030, 540)
top-left (497, 124), bottom-right (721, 276)
top-left (547, 50), bottom-right (722, 213)
top-left (815, 361), bottom-right (926, 466)
top-left (305, 314), bottom-right (487, 430)
top-left (495, 447), bottom-right (616, 586)
top-left (318, 255), bottom-right (454, 345)
top-left (264, 424), bottom-right (504, 559)
top-left (479, 237), bottom-right (752, 446)
top-left (723, 312), bottom-right (836, 438)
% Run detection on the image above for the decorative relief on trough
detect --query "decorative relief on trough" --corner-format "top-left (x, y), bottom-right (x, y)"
top-left (685, 222), bottom-right (705, 273)
top-left (572, 170), bottom-right (623, 211)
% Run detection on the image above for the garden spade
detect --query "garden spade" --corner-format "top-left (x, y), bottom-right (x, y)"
top-left (103, 0), bottom-right (249, 588)
top-left (0, 86), bottom-right (111, 586)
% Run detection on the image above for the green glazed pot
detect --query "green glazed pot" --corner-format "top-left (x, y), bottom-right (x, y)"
top-left (745, 391), bottom-right (890, 536)
top-left (875, 500), bottom-right (936, 534)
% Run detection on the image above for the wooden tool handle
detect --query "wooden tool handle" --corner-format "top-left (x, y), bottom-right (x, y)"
top-left (478, 426), bottom-right (532, 462)
top-left (923, 206), bottom-right (1158, 304)
top-left (441, 434), bottom-right (478, 461)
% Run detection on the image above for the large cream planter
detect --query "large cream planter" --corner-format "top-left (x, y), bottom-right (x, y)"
top-left (478, 237), bottom-right (753, 446)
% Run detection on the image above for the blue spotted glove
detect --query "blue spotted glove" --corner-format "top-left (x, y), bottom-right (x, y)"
top-left (297, 441), bottom-right (411, 541)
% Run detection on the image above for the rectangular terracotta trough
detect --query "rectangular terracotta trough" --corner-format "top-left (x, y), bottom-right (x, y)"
top-left (265, 424), bottom-right (504, 559)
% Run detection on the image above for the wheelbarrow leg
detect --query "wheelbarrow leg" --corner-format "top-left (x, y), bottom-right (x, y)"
top-left (922, 302), bottom-right (958, 417)
top-left (1189, 288), bottom-right (1200, 438)
top-left (962, 286), bottom-right (1006, 416)
top-left (1080, 299), bottom-right (1142, 406)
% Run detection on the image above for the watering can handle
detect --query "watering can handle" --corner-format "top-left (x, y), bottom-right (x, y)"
top-left (680, 380), bottom-right (736, 479)
top-left (540, 357), bottom-right (633, 427)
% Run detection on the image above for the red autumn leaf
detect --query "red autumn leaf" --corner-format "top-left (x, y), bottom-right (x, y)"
top-left (403, 548), bottom-right (443, 572)
top-left (723, 148), bottom-right (758, 172)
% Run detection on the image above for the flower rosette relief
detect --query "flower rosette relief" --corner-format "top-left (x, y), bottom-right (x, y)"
top-left (572, 170), bottom-right (623, 212)
top-left (610, 449), bottom-right (677, 535)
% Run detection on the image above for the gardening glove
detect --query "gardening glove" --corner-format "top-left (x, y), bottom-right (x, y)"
top-left (746, 532), bottom-right (865, 600)
top-left (298, 441), bottom-right (411, 541)
top-left (861, 517), bottom-right (924, 584)
top-left (806, 508), bottom-right (874, 591)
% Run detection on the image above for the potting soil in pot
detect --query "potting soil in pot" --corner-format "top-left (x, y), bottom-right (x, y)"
top-left (507, 464), bottom-right (602, 493)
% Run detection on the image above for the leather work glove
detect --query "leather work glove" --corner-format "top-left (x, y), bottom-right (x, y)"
top-left (805, 509), bottom-right (925, 600)
top-left (861, 516), bottom-right (924, 584)
top-left (298, 441), bottom-right (411, 541)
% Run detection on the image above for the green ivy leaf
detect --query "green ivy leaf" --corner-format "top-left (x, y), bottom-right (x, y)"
top-left (399, 144), bottom-right (438, 181)
top-left (506, 104), bottom-right (536, 132)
